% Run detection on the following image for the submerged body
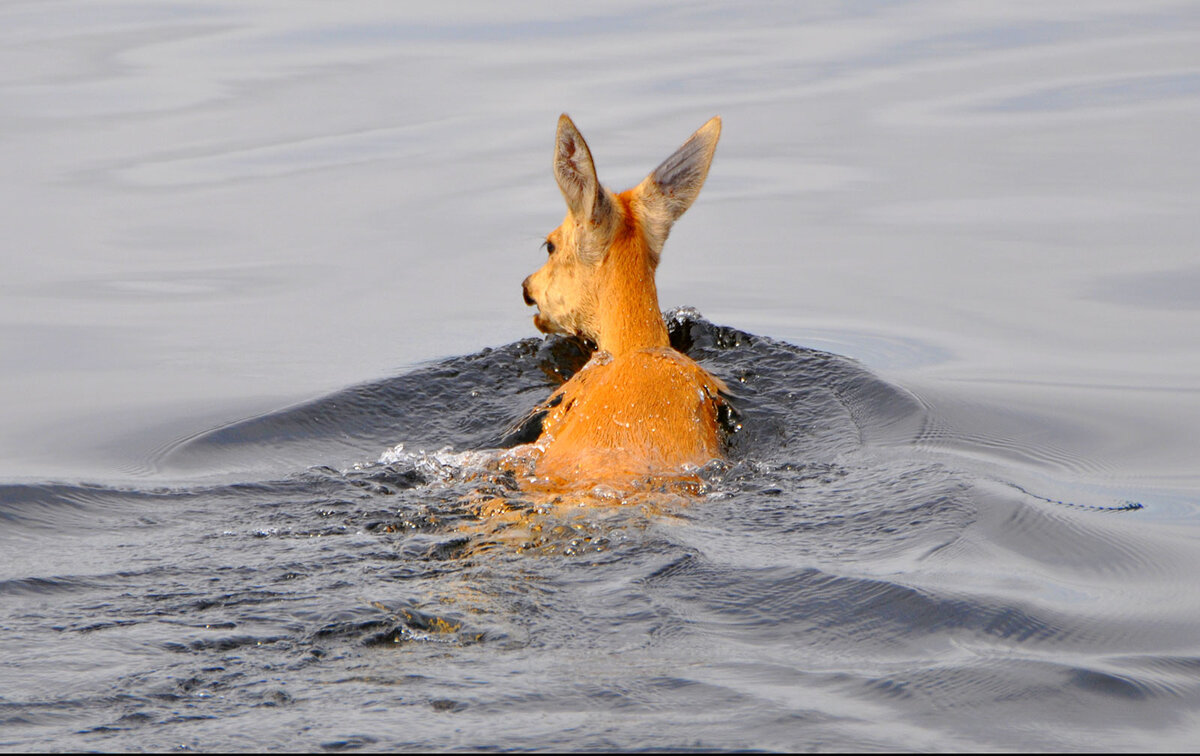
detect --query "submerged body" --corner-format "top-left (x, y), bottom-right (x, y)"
top-left (534, 346), bottom-right (726, 488)
top-left (520, 115), bottom-right (725, 489)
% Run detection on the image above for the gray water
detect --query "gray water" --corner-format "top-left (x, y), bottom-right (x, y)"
top-left (3, 1), bottom-right (1200, 751)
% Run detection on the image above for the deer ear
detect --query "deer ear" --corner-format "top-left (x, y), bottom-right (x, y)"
top-left (554, 114), bottom-right (613, 227)
top-left (635, 116), bottom-right (721, 249)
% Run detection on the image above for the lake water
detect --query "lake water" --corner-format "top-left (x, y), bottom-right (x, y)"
top-left (2, 1), bottom-right (1200, 751)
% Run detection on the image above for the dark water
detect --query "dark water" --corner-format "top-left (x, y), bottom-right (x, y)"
top-left (4, 311), bottom-right (1198, 752)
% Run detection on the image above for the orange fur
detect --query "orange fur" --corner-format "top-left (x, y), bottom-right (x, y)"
top-left (520, 115), bottom-right (725, 489)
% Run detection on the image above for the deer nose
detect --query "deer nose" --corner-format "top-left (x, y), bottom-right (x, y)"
top-left (522, 277), bottom-right (536, 307)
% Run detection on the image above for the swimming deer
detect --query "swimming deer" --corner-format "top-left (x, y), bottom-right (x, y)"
top-left (520, 115), bottom-right (727, 489)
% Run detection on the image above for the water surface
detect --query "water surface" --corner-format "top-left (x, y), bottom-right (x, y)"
top-left (2, 1), bottom-right (1199, 751)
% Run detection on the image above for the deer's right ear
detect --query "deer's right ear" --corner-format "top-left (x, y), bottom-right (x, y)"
top-left (554, 114), bottom-right (612, 227)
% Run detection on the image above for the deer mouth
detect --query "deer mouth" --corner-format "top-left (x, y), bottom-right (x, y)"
top-left (523, 279), bottom-right (553, 334)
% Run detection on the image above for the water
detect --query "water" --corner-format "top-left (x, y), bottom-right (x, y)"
top-left (3, 1), bottom-right (1200, 751)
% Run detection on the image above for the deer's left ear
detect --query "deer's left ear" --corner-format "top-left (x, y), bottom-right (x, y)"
top-left (634, 116), bottom-right (721, 254)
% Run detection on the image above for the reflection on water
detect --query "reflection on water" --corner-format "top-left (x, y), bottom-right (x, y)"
top-left (1, 0), bottom-right (1199, 750)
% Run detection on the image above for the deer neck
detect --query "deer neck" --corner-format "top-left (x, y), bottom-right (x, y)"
top-left (594, 228), bottom-right (669, 357)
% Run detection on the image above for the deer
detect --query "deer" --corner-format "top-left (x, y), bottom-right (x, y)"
top-left (518, 115), bottom-right (727, 491)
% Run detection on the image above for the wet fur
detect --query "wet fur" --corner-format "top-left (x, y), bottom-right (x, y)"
top-left (520, 115), bottom-right (725, 488)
